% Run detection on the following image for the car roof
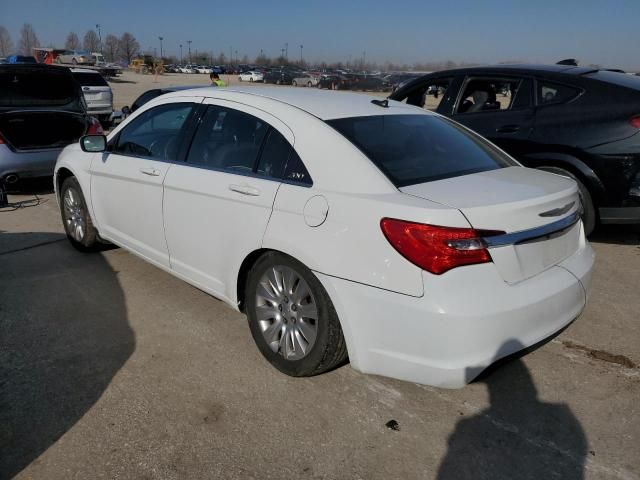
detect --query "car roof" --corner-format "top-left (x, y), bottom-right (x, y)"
top-left (70, 68), bottom-right (101, 74)
top-left (424, 63), bottom-right (600, 76)
top-left (160, 86), bottom-right (423, 120)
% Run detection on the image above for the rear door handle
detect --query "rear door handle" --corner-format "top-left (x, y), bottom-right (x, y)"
top-left (228, 184), bottom-right (260, 196)
top-left (140, 167), bottom-right (160, 176)
top-left (496, 125), bottom-right (520, 134)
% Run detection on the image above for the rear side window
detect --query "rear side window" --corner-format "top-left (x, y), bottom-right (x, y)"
top-left (255, 128), bottom-right (312, 185)
top-left (328, 114), bottom-right (517, 187)
top-left (73, 72), bottom-right (108, 87)
top-left (537, 81), bottom-right (580, 105)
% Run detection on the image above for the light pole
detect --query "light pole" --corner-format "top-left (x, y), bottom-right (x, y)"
top-left (299, 44), bottom-right (303, 64)
top-left (158, 36), bottom-right (163, 59)
top-left (285, 42), bottom-right (288, 60)
top-left (179, 44), bottom-right (183, 64)
top-left (187, 40), bottom-right (192, 64)
top-left (362, 51), bottom-right (366, 69)
top-left (95, 24), bottom-right (102, 54)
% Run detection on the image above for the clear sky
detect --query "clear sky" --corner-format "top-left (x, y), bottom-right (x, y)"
top-left (1, 0), bottom-right (638, 69)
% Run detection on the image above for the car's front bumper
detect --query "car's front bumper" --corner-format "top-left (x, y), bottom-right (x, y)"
top-left (316, 233), bottom-right (594, 388)
top-left (0, 144), bottom-right (61, 179)
top-left (599, 206), bottom-right (640, 224)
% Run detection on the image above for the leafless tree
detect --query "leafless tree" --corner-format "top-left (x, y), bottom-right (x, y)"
top-left (104, 34), bottom-right (119, 62)
top-left (118, 32), bottom-right (139, 65)
top-left (83, 30), bottom-right (100, 53)
top-left (65, 32), bottom-right (80, 50)
top-left (18, 23), bottom-right (39, 56)
top-left (0, 26), bottom-right (13, 56)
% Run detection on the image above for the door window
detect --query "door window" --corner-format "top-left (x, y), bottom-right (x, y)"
top-left (187, 106), bottom-right (269, 173)
top-left (455, 78), bottom-right (530, 114)
top-left (537, 81), bottom-right (580, 105)
top-left (113, 103), bottom-right (194, 160)
top-left (404, 78), bottom-right (452, 112)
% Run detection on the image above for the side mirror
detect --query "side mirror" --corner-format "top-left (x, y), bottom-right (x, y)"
top-left (81, 135), bottom-right (107, 153)
top-left (121, 105), bottom-right (131, 115)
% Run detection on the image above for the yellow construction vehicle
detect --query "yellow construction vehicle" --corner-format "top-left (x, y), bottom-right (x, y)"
top-left (129, 55), bottom-right (163, 74)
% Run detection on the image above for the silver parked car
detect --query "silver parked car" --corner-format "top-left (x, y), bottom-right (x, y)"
top-left (0, 64), bottom-right (100, 184)
top-left (56, 50), bottom-right (96, 65)
top-left (292, 73), bottom-right (319, 87)
top-left (70, 68), bottom-right (113, 128)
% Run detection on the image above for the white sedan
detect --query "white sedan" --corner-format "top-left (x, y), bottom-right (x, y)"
top-left (54, 87), bottom-right (594, 388)
top-left (238, 71), bottom-right (264, 82)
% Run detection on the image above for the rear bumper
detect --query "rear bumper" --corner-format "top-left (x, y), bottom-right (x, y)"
top-left (0, 144), bottom-right (60, 179)
top-left (316, 239), bottom-right (594, 388)
top-left (599, 206), bottom-right (640, 224)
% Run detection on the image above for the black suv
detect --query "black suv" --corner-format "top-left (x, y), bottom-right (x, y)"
top-left (390, 64), bottom-right (640, 234)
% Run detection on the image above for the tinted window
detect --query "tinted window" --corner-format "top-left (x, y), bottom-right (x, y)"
top-left (283, 150), bottom-right (312, 185)
top-left (132, 90), bottom-right (161, 111)
top-left (456, 78), bottom-right (525, 114)
top-left (584, 71), bottom-right (640, 91)
top-left (537, 81), bottom-right (580, 105)
top-left (256, 128), bottom-right (290, 179)
top-left (114, 103), bottom-right (193, 160)
top-left (405, 78), bottom-right (451, 112)
top-left (328, 114), bottom-right (516, 187)
top-left (73, 72), bottom-right (108, 87)
top-left (186, 106), bottom-right (269, 173)
top-left (0, 67), bottom-right (78, 106)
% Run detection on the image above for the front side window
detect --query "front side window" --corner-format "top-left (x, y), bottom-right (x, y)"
top-left (456, 78), bottom-right (528, 114)
top-left (113, 103), bottom-right (193, 160)
top-left (404, 78), bottom-right (451, 112)
top-left (328, 114), bottom-right (517, 187)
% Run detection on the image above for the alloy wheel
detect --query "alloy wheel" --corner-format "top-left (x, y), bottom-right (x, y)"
top-left (63, 187), bottom-right (86, 242)
top-left (255, 265), bottom-right (319, 360)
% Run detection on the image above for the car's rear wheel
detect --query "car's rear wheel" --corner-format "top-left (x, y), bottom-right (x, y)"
top-left (60, 176), bottom-right (99, 251)
top-left (307, 81), bottom-right (312, 87)
top-left (246, 251), bottom-right (348, 377)
top-left (538, 166), bottom-right (596, 235)
top-left (292, 80), bottom-right (297, 86)
top-left (72, 58), bottom-right (77, 65)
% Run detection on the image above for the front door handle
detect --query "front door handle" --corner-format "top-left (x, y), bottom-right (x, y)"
top-left (496, 124), bottom-right (521, 134)
top-left (229, 184), bottom-right (260, 196)
top-left (140, 167), bottom-right (160, 176)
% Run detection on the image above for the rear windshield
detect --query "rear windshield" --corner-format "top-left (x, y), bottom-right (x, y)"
top-left (327, 114), bottom-right (517, 187)
top-left (73, 72), bottom-right (108, 87)
top-left (584, 71), bottom-right (640, 91)
top-left (0, 67), bottom-right (79, 106)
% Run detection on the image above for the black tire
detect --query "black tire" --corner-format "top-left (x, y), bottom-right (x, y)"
top-left (292, 80), bottom-right (297, 87)
top-left (276, 79), bottom-right (281, 85)
top-left (72, 58), bottom-right (77, 65)
top-left (538, 166), bottom-right (596, 235)
top-left (60, 176), bottom-right (99, 251)
top-left (246, 251), bottom-right (348, 377)
top-left (307, 81), bottom-right (312, 87)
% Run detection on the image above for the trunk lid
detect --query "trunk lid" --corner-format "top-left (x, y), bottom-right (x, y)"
top-left (400, 166), bottom-right (583, 283)
top-left (0, 110), bottom-right (87, 151)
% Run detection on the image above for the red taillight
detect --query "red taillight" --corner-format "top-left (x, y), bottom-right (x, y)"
top-left (380, 218), bottom-right (504, 275)
top-left (86, 116), bottom-right (104, 135)
top-left (630, 116), bottom-right (640, 129)
top-left (0, 133), bottom-right (4, 144)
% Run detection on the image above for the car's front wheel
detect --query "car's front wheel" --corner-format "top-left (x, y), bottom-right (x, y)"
top-left (60, 176), bottom-right (99, 251)
top-left (246, 251), bottom-right (348, 377)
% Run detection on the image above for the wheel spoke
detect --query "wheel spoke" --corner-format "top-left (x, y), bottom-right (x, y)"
top-left (297, 319), bottom-right (317, 345)
top-left (256, 282), bottom-right (279, 305)
top-left (293, 280), bottom-right (311, 304)
top-left (293, 329), bottom-right (309, 355)
top-left (263, 321), bottom-right (283, 350)
top-left (283, 268), bottom-right (297, 296)
top-left (255, 304), bottom-right (277, 322)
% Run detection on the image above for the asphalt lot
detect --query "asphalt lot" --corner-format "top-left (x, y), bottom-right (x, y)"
top-left (1, 186), bottom-right (639, 480)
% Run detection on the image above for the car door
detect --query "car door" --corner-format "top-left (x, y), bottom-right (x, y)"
top-left (91, 98), bottom-right (199, 268)
top-left (162, 99), bottom-right (295, 301)
top-left (450, 76), bottom-right (535, 156)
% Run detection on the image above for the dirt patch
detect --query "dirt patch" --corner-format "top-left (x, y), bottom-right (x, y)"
top-left (562, 340), bottom-right (637, 369)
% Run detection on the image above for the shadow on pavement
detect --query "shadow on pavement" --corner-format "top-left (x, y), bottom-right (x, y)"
top-left (589, 224), bottom-right (640, 246)
top-left (0, 232), bottom-right (134, 479)
top-left (437, 340), bottom-right (588, 480)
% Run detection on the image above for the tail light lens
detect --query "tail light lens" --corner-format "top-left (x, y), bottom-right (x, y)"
top-left (380, 218), bottom-right (504, 275)
top-left (86, 116), bottom-right (104, 135)
top-left (0, 132), bottom-right (4, 144)
top-left (630, 116), bottom-right (640, 129)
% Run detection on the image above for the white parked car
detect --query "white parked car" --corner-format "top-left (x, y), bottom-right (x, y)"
top-left (70, 68), bottom-right (113, 128)
top-left (196, 65), bottom-right (214, 74)
top-left (179, 65), bottom-right (197, 74)
top-left (238, 70), bottom-right (264, 82)
top-left (54, 87), bottom-right (594, 388)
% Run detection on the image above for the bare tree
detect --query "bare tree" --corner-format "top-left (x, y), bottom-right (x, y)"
top-left (65, 32), bottom-right (80, 50)
top-left (104, 34), bottom-right (119, 62)
top-left (0, 26), bottom-right (13, 56)
top-left (83, 30), bottom-right (100, 53)
top-left (215, 52), bottom-right (226, 65)
top-left (18, 23), bottom-right (39, 56)
top-left (118, 32), bottom-right (139, 65)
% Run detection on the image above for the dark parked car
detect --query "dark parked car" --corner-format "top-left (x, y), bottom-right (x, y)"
top-left (0, 64), bottom-right (101, 184)
top-left (263, 69), bottom-right (296, 85)
top-left (390, 64), bottom-right (640, 233)
top-left (317, 74), bottom-right (351, 90)
top-left (346, 74), bottom-right (387, 92)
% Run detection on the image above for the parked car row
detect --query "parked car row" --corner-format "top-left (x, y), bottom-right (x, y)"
top-left (164, 64), bottom-right (224, 74)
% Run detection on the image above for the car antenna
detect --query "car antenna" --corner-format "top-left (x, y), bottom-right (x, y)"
top-left (371, 99), bottom-right (389, 108)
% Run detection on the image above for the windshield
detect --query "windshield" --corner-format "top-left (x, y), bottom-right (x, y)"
top-left (328, 114), bottom-right (517, 187)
